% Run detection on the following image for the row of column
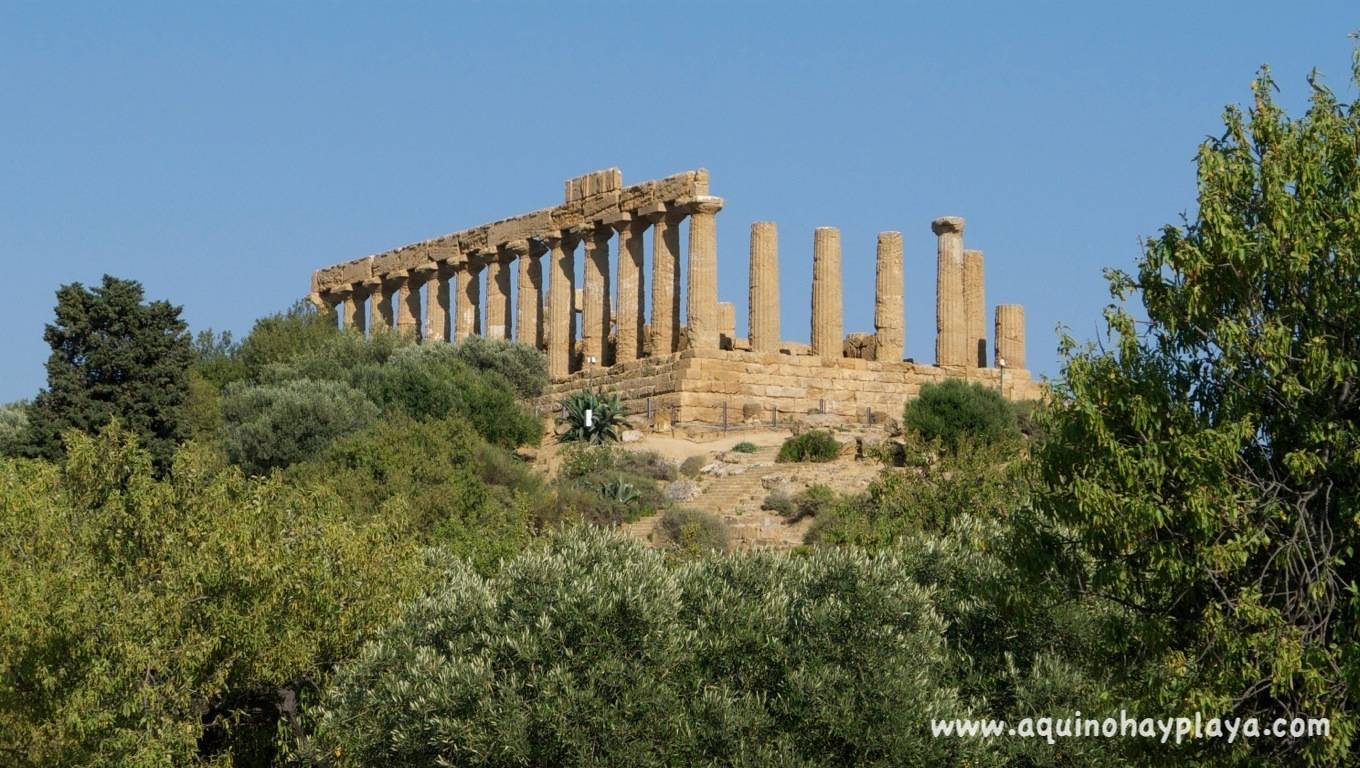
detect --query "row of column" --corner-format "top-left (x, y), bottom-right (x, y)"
top-left (933, 216), bottom-right (1025, 369)
top-left (327, 197), bottom-right (724, 382)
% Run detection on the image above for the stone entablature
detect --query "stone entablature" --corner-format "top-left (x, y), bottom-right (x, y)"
top-left (309, 167), bottom-right (1042, 427)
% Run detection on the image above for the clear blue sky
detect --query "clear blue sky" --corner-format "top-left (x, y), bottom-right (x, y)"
top-left (2, 2), bottom-right (1355, 402)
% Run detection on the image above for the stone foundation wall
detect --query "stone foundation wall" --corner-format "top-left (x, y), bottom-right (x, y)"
top-left (538, 347), bottom-right (1043, 429)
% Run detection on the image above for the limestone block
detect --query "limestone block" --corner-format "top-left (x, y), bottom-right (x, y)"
top-left (488, 209), bottom-right (553, 246)
top-left (843, 332), bottom-right (878, 360)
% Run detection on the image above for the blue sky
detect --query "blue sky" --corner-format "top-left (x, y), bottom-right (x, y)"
top-left (1, 2), bottom-right (1355, 402)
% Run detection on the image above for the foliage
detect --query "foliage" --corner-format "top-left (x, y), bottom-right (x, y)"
top-left (220, 379), bottom-right (378, 474)
top-left (448, 334), bottom-right (549, 398)
top-left (598, 475), bottom-right (641, 505)
top-left (293, 415), bottom-right (535, 572)
top-left (20, 275), bottom-right (193, 471)
top-left (679, 454), bottom-right (707, 477)
top-left (903, 379), bottom-right (1018, 453)
top-left (558, 388), bottom-right (626, 444)
top-left (760, 490), bottom-right (795, 517)
top-left (316, 527), bottom-right (971, 766)
top-left (776, 429), bottom-right (840, 463)
top-left (233, 299), bottom-right (340, 379)
top-left (809, 437), bottom-right (1027, 546)
top-left (0, 401), bottom-right (28, 457)
top-left (652, 507), bottom-right (730, 555)
top-left (0, 424), bottom-right (433, 767)
top-left (730, 440), bottom-right (758, 453)
top-left (190, 329), bottom-right (248, 389)
top-left (1028, 62), bottom-right (1360, 764)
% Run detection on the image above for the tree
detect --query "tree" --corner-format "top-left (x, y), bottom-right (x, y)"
top-left (21, 275), bottom-right (193, 470)
top-left (1030, 61), bottom-right (1360, 764)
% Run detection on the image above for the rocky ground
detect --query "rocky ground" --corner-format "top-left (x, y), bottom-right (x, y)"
top-left (533, 425), bottom-right (893, 550)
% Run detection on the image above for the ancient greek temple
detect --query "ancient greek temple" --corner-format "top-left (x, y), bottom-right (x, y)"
top-left (309, 168), bottom-right (1039, 425)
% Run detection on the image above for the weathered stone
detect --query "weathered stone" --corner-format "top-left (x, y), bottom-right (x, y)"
top-left (994, 304), bottom-right (1026, 370)
top-left (664, 480), bottom-right (702, 502)
top-left (485, 247), bottom-right (513, 340)
top-left (613, 218), bottom-right (645, 363)
top-left (932, 216), bottom-right (967, 367)
top-left (581, 226), bottom-right (611, 367)
top-left (964, 248), bottom-right (986, 367)
top-left (546, 232), bottom-right (575, 379)
top-left (874, 231), bottom-right (904, 362)
top-left (646, 207), bottom-right (683, 356)
top-left (684, 196), bottom-right (724, 351)
top-left (718, 302), bottom-right (736, 350)
top-left (396, 273), bottom-right (421, 338)
top-left (456, 262), bottom-right (481, 340)
top-left (843, 332), bottom-right (878, 360)
top-left (748, 221), bottom-right (780, 353)
top-left (811, 227), bottom-right (843, 362)
top-left (425, 264), bottom-right (452, 342)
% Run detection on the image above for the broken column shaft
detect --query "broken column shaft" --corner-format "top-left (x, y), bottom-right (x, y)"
top-left (932, 216), bottom-right (967, 367)
top-left (874, 231), bottom-right (904, 362)
top-left (748, 221), bottom-right (780, 354)
top-left (811, 226), bottom-right (843, 362)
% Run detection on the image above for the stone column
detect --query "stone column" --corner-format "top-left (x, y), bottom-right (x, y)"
top-left (748, 221), bottom-right (780, 354)
top-left (423, 264), bottom-right (451, 342)
top-left (811, 227), bottom-right (843, 362)
top-left (995, 304), bottom-right (1026, 370)
top-left (932, 216), bottom-right (967, 367)
top-left (964, 249), bottom-right (986, 367)
top-left (612, 216), bottom-right (645, 363)
top-left (645, 205), bottom-right (683, 355)
top-left (685, 197), bottom-right (724, 351)
top-left (527, 240), bottom-right (547, 350)
top-left (458, 261), bottom-right (483, 339)
top-left (344, 287), bottom-right (367, 335)
top-left (509, 240), bottom-right (537, 346)
top-left (581, 225), bottom-right (612, 367)
top-left (718, 302), bottom-right (736, 347)
top-left (546, 232), bottom-right (576, 380)
top-left (366, 277), bottom-right (389, 332)
top-left (874, 231), bottom-right (904, 362)
top-left (485, 248), bottom-right (513, 340)
top-left (395, 272), bottom-right (421, 338)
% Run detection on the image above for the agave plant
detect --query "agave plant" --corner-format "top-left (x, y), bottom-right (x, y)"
top-left (559, 388), bottom-right (626, 444)
top-left (598, 475), bottom-right (641, 505)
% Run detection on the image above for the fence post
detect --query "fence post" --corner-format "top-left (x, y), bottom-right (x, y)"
top-left (647, 396), bottom-right (653, 423)
top-left (722, 401), bottom-right (729, 433)
top-left (772, 406), bottom-right (778, 428)
top-left (819, 398), bottom-right (826, 415)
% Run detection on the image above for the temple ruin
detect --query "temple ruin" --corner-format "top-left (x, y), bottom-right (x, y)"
top-left (309, 168), bottom-right (1042, 428)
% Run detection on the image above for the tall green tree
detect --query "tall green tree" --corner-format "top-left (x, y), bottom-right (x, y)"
top-left (22, 275), bottom-right (193, 470)
top-left (1031, 60), bottom-right (1360, 764)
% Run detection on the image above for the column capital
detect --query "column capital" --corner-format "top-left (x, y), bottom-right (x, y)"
top-left (500, 239), bottom-right (532, 258)
top-left (677, 195), bottom-right (724, 216)
top-left (931, 216), bottom-right (965, 235)
top-left (326, 285), bottom-right (354, 298)
top-left (528, 238), bottom-right (549, 258)
top-left (382, 270), bottom-right (410, 285)
top-left (608, 212), bottom-right (639, 235)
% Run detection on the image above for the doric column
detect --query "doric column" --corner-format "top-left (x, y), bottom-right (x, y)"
top-left (612, 216), bottom-right (645, 363)
top-left (644, 204), bottom-right (683, 355)
top-left (343, 287), bottom-right (366, 335)
top-left (421, 263), bottom-right (451, 342)
top-left (748, 221), bottom-right (780, 353)
top-left (810, 226), bottom-right (843, 362)
top-left (509, 239), bottom-right (539, 347)
top-left (995, 304), bottom-right (1026, 370)
top-left (963, 249), bottom-right (986, 367)
top-left (457, 261), bottom-right (483, 339)
top-left (394, 272), bottom-right (421, 338)
top-left (365, 277), bottom-right (389, 332)
top-left (684, 196), bottom-right (724, 351)
top-left (874, 231), bottom-right (904, 362)
top-left (932, 216), bottom-right (967, 367)
top-left (485, 248), bottom-right (513, 340)
top-left (581, 225), bottom-right (611, 367)
top-left (545, 231), bottom-right (576, 379)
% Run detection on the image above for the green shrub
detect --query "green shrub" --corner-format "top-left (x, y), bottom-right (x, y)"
top-left (0, 401), bottom-right (28, 458)
top-left (764, 485), bottom-right (839, 522)
top-left (560, 444), bottom-right (619, 479)
top-left (348, 345), bottom-right (541, 448)
top-left (612, 449), bottom-right (678, 481)
top-left (558, 388), bottom-right (625, 444)
top-left (653, 507), bottom-right (730, 555)
top-left (560, 467), bottom-right (666, 526)
top-left (449, 335), bottom-right (549, 398)
top-left (315, 527), bottom-right (968, 766)
top-left (903, 379), bottom-right (1018, 452)
top-left (598, 475), bottom-right (641, 505)
top-left (730, 440), bottom-right (758, 453)
top-left (678, 454), bottom-right (707, 477)
top-left (761, 491), bottom-right (795, 517)
top-left (234, 299), bottom-right (342, 378)
top-left (776, 430), bottom-right (840, 463)
top-left (220, 379), bottom-right (378, 473)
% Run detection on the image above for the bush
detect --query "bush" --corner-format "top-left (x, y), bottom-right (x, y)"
top-left (903, 379), bottom-right (1017, 452)
top-left (653, 507), bottom-right (730, 555)
top-left (348, 345), bottom-right (541, 448)
top-left (449, 335), bottom-right (548, 398)
top-left (234, 299), bottom-right (342, 377)
top-left (558, 388), bottom-right (625, 444)
top-left (220, 379), bottom-right (378, 474)
top-left (764, 485), bottom-right (839, 523)
top-left (761, 491), bottom-right (795, 517)
top-left (678, 454), bottom-right (707, 477)
top-left (315, 527), bottom-right (969, 766)
top-left (0, 401), bottom-right (28, 458)
top-left (776, 430), bottom-right (840, 463)
top-left (730, 441), bottom-right (758, 453)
